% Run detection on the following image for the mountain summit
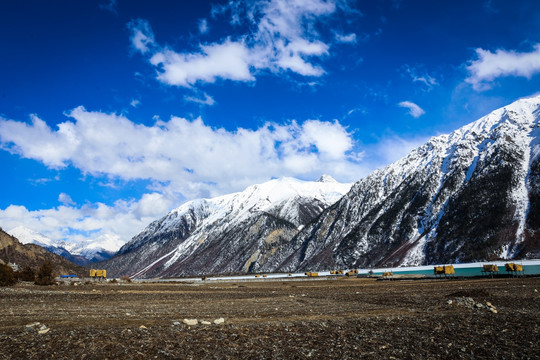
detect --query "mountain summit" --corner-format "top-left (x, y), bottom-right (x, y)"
top-left (317, 174), bottom-right (338, 183)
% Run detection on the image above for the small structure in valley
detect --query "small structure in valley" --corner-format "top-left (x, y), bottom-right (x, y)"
top-left (345, 269), bottom-right (358, 277)
top-left (504, 263), bottom-right (524, 277)
top-left (433, 265), bottom-right (455, 278)
top-left (90, 269), bottom-right (107, 280)
top-left (481, 264), bottom-right (499, 277)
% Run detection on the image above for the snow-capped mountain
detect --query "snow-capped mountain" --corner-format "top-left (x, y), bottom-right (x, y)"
top-left (103, 176), bottom-right (352, 278)
top-left (269, 95), bottom-right (540, 271)
top-left (7, 226), bottom-right (117, 265)
top-left (8, 226), bottom-right (54, 247)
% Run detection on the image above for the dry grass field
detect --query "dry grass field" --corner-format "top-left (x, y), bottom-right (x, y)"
top-left (0, 277), bottom-right (539, 359)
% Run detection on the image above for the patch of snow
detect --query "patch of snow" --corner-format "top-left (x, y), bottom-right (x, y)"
top-left (7, 226), bottom-right (53, 247)
top-left (317, 174), bottom-right (338, 183)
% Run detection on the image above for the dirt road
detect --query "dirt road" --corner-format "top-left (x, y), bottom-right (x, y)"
top-left (1, 277), bottom-right (538, 359)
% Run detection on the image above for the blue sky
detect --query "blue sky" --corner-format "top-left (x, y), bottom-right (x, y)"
top-left (1, 0), bottom-right (540, 249)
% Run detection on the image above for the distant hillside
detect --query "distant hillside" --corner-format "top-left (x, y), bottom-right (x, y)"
top-left (0, 228), bottom-right (87, 277)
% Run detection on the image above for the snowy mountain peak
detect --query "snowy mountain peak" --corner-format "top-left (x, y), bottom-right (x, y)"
top-left (8, 226), bottom-right (53, 247)
top-left (317, 174), bottom-right (337, 183)
top-left (161, 176), bottom-right (352, 231)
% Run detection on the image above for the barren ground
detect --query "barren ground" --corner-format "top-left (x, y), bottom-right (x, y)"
top-left (0, 277), bottom-right (539, 359)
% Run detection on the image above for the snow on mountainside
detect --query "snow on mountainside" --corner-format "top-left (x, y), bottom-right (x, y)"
top-left (8, 226), bottom-right (54, 247)
top-left (7, 226), bottom-right (116, 265)
top-left (270, 95), bottom-right (540, 271)
top-left (103, 176), bottom-right (352, 278)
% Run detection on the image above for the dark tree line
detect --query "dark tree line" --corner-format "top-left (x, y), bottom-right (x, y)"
top-left (0, 262), bottom-right (55, 286)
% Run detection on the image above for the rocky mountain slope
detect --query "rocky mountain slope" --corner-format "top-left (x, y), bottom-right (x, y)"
top-left (0, 228), bottom-right (86, 276)
top-left (7, 226), bottom-right (115, 265)
top-left (103, 176), bottom-right (351, 278)
top-left (269, 95), bottom-right (540, 271)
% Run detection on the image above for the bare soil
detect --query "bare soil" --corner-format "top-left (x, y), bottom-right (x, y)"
top-left (0, 277), bottom-right (539, 359)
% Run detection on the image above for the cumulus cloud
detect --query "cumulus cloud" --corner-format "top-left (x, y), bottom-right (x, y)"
top-left (466, 43), bottom-right (540, 91)
top-left (398, 101), bottom-right (425, 118)
top-left (150, 40), bottom-right (254, 86)
top-left (0, 192), bottom-right (175, 250)
top-left (130, 99), bottom-right (141, 108)
top-left (129, 0), bottom-right (352, 87)
top-left (0, 107), bottom-right (366, 199)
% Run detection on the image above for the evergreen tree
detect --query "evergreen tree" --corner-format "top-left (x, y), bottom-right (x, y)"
top-left (35, 262), bottom-right (55, 286)
top-left (0, 263), bottom-right (17, 286)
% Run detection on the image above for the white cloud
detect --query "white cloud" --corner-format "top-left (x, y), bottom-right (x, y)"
top-left (130, 99), bottom-right (141, 108)
top-left (466, 43), bottom-right (540, 91)
top-left (199, 18), bottom-right (209, 34)
top-left (150, 40), bottom-right (254, 86)
top-left (0, 114), bottom-right (75, 167)
top-left (0, 192), bottom-right (175, 250)
top-left (58, 193), bottom-right (75, 206)
top-left (0, 107), bottom-right (367, 199)
top-left (127, 19), bottom-right (156, 54)
top-left (184, 92), bottom-right (216, 106)
top-left (403, 65), bottom-right (438, 90)
top-left (398, 101), bottom-right (425, 118)
top-left (345, 106), bottom-right (367, 117)
top-left (335, 32), bottom-right (357, 43)
top-left (299, 120), bottom-right (352, 160)
top-left (130, 0), bottom-right (349, 87)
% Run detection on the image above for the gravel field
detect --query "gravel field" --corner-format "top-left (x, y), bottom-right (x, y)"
top-left (0, 277), bottom-right (538, 359)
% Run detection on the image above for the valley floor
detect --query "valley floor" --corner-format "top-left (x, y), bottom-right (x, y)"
top-left (0, 277), bottom-right (538, 359)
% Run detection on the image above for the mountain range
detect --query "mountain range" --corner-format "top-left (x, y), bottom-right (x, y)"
top-left (0, 228), bottom-right (86, 276)
top-left (7, 226), bottom-right (116, 266)
top-left (102, 95), bottom-right (540, 278)
top-left (6, 95), bottom-right (540, 278)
